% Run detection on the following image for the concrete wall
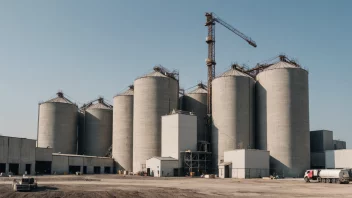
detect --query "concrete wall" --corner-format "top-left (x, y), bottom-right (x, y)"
top-left (146, 158), bottom-right (178, 177)
top-left (326, 150), bottom-right (352, 169)
top-left (310, 130), bottom-right (333, 152)
top-left (35, 147), bottom-right (53, 161)
top-left (311, 152), bottom-right (325, 168)
top-left (0, 136), bottom-right (36, 175)
top-left (52, 154), bottom-right (113, 174)
top-left (161, 113), bottom-right (197, 168)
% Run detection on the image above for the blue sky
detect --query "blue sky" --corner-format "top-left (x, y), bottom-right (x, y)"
top-left (0, 1), bottom-right (351, 147)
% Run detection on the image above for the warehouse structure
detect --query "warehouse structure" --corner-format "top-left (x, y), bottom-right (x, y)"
top-left (325, 150), bottom-right (352, 169)
top-left (0, 135), bottom-right (113, 175)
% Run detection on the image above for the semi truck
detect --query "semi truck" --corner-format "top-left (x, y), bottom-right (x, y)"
top-left (304, 169), bottom-right (350, 184)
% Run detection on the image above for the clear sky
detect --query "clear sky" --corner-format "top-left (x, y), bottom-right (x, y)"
top-left (0, 1), bottom-right (351, 147)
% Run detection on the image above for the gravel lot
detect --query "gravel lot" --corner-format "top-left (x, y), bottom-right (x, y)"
top-left (1, 175), bottom-right (352, 197)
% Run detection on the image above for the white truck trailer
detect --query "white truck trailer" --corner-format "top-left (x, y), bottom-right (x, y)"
top-left (304, 169), bottom-right (350, 184)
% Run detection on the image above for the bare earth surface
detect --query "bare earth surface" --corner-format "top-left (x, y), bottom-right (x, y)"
top-left (1, 175), bottom-right (352, 197)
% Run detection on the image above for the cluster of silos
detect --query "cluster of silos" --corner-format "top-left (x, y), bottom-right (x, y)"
top-left (211, 65), bottom-right (255, 168)
top-left (112, 85), bottom-right (134, 172)
top-left (133, 67), bottom-right (178, 172)
top-left (181, 83), bottom-right (208, 142)
top-left (78, 98), bottom-right (113, 157)
top-left (37, 92), bottom-right (78, 154)
top-left (255, 58), bottom-right (310, 177)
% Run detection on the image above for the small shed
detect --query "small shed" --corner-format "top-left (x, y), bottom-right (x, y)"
top-left (146, 157), bottom-right (178, 177)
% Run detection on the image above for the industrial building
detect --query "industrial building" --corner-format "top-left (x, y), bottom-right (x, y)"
top-left (146, 157), bottom-right (179, 177)
top-left (0, 135), bottom-right (113, 175)
top-left (4, 55), bottom-right (348, 179)
top-left (309, 130), bottom-right (347, 169)
top-left (325, 150), bottom-right (352, 169)
top-left (219, 150), bottom-right (269, 179)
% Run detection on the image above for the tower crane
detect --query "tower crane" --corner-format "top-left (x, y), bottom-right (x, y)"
top-left (205, 12), bottom-right (257, 115)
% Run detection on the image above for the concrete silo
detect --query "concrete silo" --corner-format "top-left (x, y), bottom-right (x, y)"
top-left (212, 65), bottom-right (255, 169)
top-left (256, 56), bottom-right (310, 177)
top-left (80, 98), bottom-right (113, 157)
top-left (112, 85), bottom-right (134, 172)
top-left (133, 66), bottom-right (178, 172)
top-left (182, 83), bottom-right (208, 142)
top-left (37, 92), bottom-right (78, 154)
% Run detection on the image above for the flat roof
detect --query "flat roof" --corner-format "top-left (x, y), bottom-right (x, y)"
top-left (52, 153), bottom-right (112, 159)
top-left (148, 156), bottom-right (178, 161)
top-left (0, 135), bottom-right (36, 141)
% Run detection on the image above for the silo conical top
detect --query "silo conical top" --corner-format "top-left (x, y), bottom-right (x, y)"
top-left (188, 83), bottom-right (207, 94)
top-left (217, 64), bottom-right (253, 78)
top-left (44, 91), bottom-right (75, 104)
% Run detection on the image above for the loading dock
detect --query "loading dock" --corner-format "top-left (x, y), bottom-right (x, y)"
top-left (9, 163), bottom-right (19, 175)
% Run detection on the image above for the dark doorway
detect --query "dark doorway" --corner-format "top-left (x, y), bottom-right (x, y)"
top-left (69, 166), bottom-right (81, 174)
top-left (9, 163), bottom-right (19, 175)
top-left (83, 166), bottom-right (87, 174)
top-left (94, 166), bottom-right (101, 174)
top-left (104, 167), bottom-right (111, 174)
top-left (174, 168), bottom-right (179, 177)
top-left (147, 168), bottom-right (150, 176)
top-left (225, 165), bottom-right (230, 178)
top-left (35, 161), bottom-right (52, 175)
top-left (25, 164), bottom-right (31, 175)
top-left (0, 163), bottom-right (5, 173)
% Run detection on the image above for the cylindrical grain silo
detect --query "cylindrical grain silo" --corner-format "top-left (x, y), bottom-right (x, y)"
top-left (133, 66), bottom-right (178, 172)
top-left (112, 85), bottom-right (134, 172)
top-left (212, 65), bottom-right (255, 169)
top-left (182, 83), bottom-right (208, 142)
top-left (256, 58), bottom-right (310, 177)
top-left (37, 92), bottom-right (78, 154)
top-left (80, 98), bottom-right (113, 156)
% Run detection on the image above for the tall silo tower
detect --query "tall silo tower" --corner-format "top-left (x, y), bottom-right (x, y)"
top-left (133, 66), bottom-right (178, 172)
top-left (256, 56), bottom-right (310, 177)
top-left (37, 92), bottom-right (78, 154)
top-left (212, 65), bottom-right (255, 169)
top-left (112, 85), bottom-right (134, 172)
top-left (80, 97), bottom-right (113, 157)
top-left (182, 83), bottom-right (208, 142)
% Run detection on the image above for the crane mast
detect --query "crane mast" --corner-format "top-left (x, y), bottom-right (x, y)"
top-left (205, 12), bottom-right (257, 116)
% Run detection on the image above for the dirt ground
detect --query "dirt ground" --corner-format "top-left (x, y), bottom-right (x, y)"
top-left (1, 175), bottom-right (352, 198)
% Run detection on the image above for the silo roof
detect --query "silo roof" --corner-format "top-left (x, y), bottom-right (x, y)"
top-left (136, 66), bottom-right (178, 80)
top-left (115, 85), bottom-right (134, 97)
top-left (216, 66), bottom-right (253, 79)
top-left (187, 83), bottom-right (207, 94)
top-left (83, 98), bottom-right (113, 110)
top-left (43, 92), bottom-right (75, 104)
top-left (86, 103), bottom-right (112, 110)
top-left (264, 61), bottom-right (300, 70)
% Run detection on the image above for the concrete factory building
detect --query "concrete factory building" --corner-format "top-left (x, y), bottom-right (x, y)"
top-left (0, 135), bottom-right (113, 175)
top-left (219, 149), bottom-right (269, 179)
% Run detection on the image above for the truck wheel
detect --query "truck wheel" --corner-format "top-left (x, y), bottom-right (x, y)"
top-left (327, 179), bottom-right (331, 183)
top-left (304, 177), bottom-right (310, 183)
top-left (336, 179), bottom-right (340, 184)
top-left (318, 177), bottom-right (322, 182)
top-left (322, 178), bottom-right (326, 183)
top-left (332, 179), bottom-right (336, 183)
